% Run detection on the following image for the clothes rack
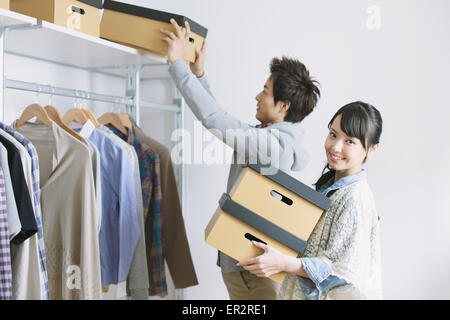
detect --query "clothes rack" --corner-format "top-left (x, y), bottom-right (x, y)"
top-left (0, 8), bottom-right (187, 300)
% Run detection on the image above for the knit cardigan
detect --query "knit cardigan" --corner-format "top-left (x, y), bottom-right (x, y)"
top-left (279, 179), bottom-right (383, 300)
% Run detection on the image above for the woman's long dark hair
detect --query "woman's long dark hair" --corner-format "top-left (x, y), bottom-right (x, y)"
top-left (314, 101), bottom-right (383, 190)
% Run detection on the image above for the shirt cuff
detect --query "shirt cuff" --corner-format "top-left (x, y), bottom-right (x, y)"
top-left (300, 257), bottom-right (348, 294)
top-left (301, 257), bottom-right (333, 286)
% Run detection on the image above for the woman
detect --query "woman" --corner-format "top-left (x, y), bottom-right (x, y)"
top-left (237, 102), bottom-right (383, 299)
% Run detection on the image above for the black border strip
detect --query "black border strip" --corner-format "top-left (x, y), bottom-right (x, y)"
top-left (103, 0), bottom-right (208, 37)
top-left (219, 194), bottom-right (308, 254)
top-left (78, 0), bottom-right (103, 9)
top-left (247, 163), bottom-right (331, 211)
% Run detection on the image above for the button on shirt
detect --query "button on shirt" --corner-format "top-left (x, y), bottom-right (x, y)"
top-left (297, 170), bottom-right (367, 300)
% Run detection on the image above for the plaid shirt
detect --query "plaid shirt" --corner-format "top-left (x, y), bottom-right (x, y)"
top-left (107, 126), bottom-right (166, 296)
top-left (0, 167), bottom-right (12, 300)
top-left (0, 123), bottom-right (49, 300)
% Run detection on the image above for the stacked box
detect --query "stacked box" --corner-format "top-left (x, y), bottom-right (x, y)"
top-left (11, 0), bottom-right (102, 37)
top-left (205, 164), bottom-right (331, 283)
top-left (101, 0), bottom-right (207, 63)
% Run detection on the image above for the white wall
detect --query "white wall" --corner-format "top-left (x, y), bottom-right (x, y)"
top-left (124, 0), bottom-right (450, 300)
top-left (4, 0), bottom-right (450, 300)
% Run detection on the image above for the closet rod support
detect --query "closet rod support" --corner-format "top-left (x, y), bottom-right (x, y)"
top-left (4, 20), bottom-right (42, 36)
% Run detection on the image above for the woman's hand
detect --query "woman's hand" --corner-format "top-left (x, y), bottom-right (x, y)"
top-left (237, 241), bottom-right (288, 278)
top-left (160, 18), bottom-right (191, 63)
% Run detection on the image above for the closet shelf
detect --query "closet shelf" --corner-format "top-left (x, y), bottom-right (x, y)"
top-left (0, 7), bottom-right (36, 27)
top-left (0, 8), bottom-right (171, 80)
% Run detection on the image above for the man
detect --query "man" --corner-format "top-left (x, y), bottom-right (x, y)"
top-left (161, 19), bottom-right (321, 300)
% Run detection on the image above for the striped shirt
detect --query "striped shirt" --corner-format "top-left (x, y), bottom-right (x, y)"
top-left (0, 122), bottom-right (49, 299)
top-left (107, 126), bottom-right (166, 296)
top-left (0, 167), bottom-right (12, 300)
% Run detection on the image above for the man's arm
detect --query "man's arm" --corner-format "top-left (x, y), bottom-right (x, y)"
top-left (162, 19), bottom-right (284, 168)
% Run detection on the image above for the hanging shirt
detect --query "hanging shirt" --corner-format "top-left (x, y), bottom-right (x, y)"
top-left (132, 123), bottom-right (198, 290)
top-left (0, 129), bottom-right (44, 299)
top-left (72, 125), bottom-right (140, 287)
top-left (0, 134), bottom-right (37, 243)
top-left (107, 125), bottom-right (166, 296)
top-left (16, 121), bottom-right (101, 300)
top-left (0, 167), bottom-right (12, 300)
top-left (0, 123), bottom-right (49, 299)
top-left (126, 145), bottom-right (149, 299)
top-left (0, 143), bottom-right (21, 242)
top-left (98, 124), bottom-right (149, 299)
top-left (80, 137), bottom-right (102, 233)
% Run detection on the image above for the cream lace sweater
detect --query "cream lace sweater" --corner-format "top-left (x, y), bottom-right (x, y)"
top-left (279, 179), bottom-right (383, 300)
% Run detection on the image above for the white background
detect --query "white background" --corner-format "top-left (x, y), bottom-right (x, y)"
top-left (4, 0), bottom-right (450, 299)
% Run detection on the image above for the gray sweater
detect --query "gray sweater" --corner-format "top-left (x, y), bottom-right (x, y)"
top-left (168, 60), bottom-right (309, 272)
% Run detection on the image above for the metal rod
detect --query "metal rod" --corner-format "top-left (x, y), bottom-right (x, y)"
top-left (5, 51), bottom-right (126, 79)
top-left (5, 78), bottom-right (134, 105)
top-left (140, 100), bottom-right (180, 113)
top-left (89, 62), bottom-right (168, 71)
top-left (135, 68), bottom-right (141, 126)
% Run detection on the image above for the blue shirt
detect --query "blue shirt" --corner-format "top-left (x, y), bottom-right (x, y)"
top-left (76, 127), bottom-right (140, 286)
top-left (297, 170), bottom-right (367, 299)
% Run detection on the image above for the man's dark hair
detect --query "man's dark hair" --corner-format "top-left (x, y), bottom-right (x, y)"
top-left (270, 56), bottom-right (321, 123)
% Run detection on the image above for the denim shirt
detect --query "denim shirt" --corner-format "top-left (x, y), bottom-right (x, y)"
top-left (297, 170), bottom-right (367, 300)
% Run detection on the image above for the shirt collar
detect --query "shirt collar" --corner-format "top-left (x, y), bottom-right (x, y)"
top-left (320, 169), bottom-right (367, 196)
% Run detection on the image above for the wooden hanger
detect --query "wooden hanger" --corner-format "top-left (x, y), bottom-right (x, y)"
top-left (44, 105), bottom-right (83, 141)
top-left (81, 109), bottom-right (100, 128)
top-left (97, 112), bottom-right (129, 136)
top-left (14, 103), bottom-right (53, 128)
top-left (116, 113), bottom-right (132, 131)
top-left (63, 108), bottom-right (89, 125)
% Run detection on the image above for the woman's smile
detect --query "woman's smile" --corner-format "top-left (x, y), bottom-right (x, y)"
top-left (329, 152), bottom-right (345, 163)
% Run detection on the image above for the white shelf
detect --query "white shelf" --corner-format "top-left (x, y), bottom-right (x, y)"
top-left (0, 7), bottom-right (36, 27)
top-left (0, 8), bottom-right (171, 79)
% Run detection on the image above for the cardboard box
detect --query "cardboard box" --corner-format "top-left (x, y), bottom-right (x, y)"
top-left (10, 0), bottom-right (102, 37)
top-left (205, 164), bottom-right (331, 283)
top-left (0, 0), bottom-right (9, 10)
top-left (101, 0), bottom-right (208, 63)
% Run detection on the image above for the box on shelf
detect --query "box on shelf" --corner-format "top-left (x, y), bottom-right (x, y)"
top-left (0, 0), bottom-right (9, 10)
top-left (101, 0), bottom-right (208, 63)
top-left (205, 164), bottom-right (331, 283)
top-left (10, 0), bottom-right (102, 37)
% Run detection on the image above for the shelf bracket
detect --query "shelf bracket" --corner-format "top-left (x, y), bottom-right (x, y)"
top-left (125, 64), bottom-right (142, 126)
top-left (0, 21), bottom-right (42, 121)
top-left (4, 20), bottom-right (43, 36)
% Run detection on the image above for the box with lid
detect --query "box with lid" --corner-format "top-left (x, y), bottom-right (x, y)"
top-left (10, 0), bottom-right (102, 37)
top-left (101, 0), bottom-right (207, 63)
top-left (205, 164), bottom-right (331, 283)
